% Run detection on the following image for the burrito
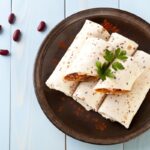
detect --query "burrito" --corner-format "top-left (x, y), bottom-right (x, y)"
top-left (108, 33), bottom-right (138, 56)
top-left (73, 34), bottom-right (138, 111)
top-left (95, 51), bottom-right (150, 94)
top-left (64, 33), bottom-right (138, 82)
top-left (98, 50), bottom-right (150, 128)
top-left (75, 97), bottom-right (92, 111)
top-left (64, 38), bottom-right (108, 81)
top-left (73, 81), bottom-right (106, 111)
top-left (94, 57), bottom-right (141, 94)
top-left (46, 20), bottom-right (110, 96)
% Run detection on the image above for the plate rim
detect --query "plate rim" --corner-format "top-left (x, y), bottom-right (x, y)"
top-left (33, 8), bottom-right (150, 145)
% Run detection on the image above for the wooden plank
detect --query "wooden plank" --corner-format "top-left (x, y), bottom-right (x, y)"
top-left (66, 0), bottom-right (119, 16)
top-left (67, 137), bottom-right (123, 150)
top-left (10, 0), bottom-right (65, 150)
top-left (120, 0), bottom-right (150, 22)
top-left (120, 0), bottom-right (150, 150)
top-left (124, 131), bottom-right (150, 150)
top-left (0, 1), bottom-right (11, 150)
top-left (66, 0), bottom-right (123, 150)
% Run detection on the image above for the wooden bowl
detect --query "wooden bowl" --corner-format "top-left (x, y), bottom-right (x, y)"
top-left (34, 8), bottom-right (150, 144)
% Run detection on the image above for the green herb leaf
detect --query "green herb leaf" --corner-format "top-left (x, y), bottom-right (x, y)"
top-left (105, 69), bottom-right (115, 78)
top-left (117, 55), bottom-right (128, 61)
top-left (96, 61), bottom-right (101, 69)
top-left (100, 74), bottom-right (106, 81)
top-left (115, 49), bottom-right (128, 61)
top-left (96, 61), bottom-right (108, 80)
top-left (101, 62), bottom-right (109, 73)
top-left (115, 48), bottom-right (121, 57)
top-left (104, 49), bottom-right (115, 63)
top-left (112, 61), bottom-right (125, 71)
top-left (95, 48), bottom-right (127, 81)
top-left (96, 61), bottom-right (102, 77)
top-left (120, 50), bottom-right (126, 55)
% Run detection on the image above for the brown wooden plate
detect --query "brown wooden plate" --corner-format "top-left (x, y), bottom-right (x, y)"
top-left (34, 8), bottom-right (150, 144)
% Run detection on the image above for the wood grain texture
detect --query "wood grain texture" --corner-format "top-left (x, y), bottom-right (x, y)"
top-left (67, 137), bottom-right (123, 150)
top-left (120, 0), bottom-right (150, 22)
top-left (66, 0), bottom-right (123, 149)
top-left (0, 1), bottom-right (11, 150)
top-left (120, 0), bottom-right (150, 150)
top-left (124, 131), bottom-right (150, 150)
top-left (10, 0), bottom-right (65, 150)
top-left (66, 0), bottom-right (119, 17)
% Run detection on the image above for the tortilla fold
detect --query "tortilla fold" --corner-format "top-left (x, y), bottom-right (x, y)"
top-left (64, 38), bottom-right (108, 81)
top-left (95, 51), bottom-right (150, 94)
top-left (46, 20), bottom-right (110, 96)
top-left (98, 50), bottom-right (150, 128)
top-left (73, 33), bottom-right (138, 111)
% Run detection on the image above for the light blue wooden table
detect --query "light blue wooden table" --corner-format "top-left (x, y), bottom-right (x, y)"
top-left (0, 0), bottom-right (150, 150)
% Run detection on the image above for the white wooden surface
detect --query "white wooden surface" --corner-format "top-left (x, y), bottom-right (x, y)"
top-left (10, 0), bottom-right (65, 150)
top-left (0, 1), bottom-right (11, 150)
top-left (0, 0), bottom-right (150, 150)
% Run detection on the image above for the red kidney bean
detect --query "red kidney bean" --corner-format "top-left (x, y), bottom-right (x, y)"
top-left (0, 50), bottom-right (9, 56)
top-left (37, 21), bottom-right (46, 32)
top-left (8, 13), bottom-right (16, 24)
top-left (13, 29), bottom-right (21, 41)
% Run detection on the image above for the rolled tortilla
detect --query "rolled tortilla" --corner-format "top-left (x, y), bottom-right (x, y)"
top-left (108, 33), bottom-right (138, 56)
top-left (95, 50), bottom-right (150, 94)
top-left (132, 50), bottom-right (150, 70)
top-left (64, 38), bottom-right (108, 81)
top-left (73, 81), bottom-right (106, 111)
top-left (98, 52), bottom-right (150, 128)
top-left (73, 34), bottom-right (138, 111)
top-left (75, 98), bottom-right (92, 111)
top-left (64, 32), bottom-right (138, 82)
top-left (46, 20), bottom-right (110, 96)
top-left (94, 33), bottom-right (138, 94)
top-left (94, 57), bottom-right (141, 94)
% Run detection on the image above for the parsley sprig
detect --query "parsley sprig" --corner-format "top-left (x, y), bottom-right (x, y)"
top-left (96, 48), bottom-right (128, 81)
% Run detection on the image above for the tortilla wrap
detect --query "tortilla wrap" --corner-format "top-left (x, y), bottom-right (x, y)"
top-left (64, 38), bottom-right (108, 81)
top-left (108, 33), bottom-right (138, 56)
top-left (73, 81), bottom-right (106, 111)
top-left (46, 20), bottom-right (110, 96)
top-left (73, 34), bottom-right (138, 111)
top-left (95, 51), bottom-right (150, 94)
top-left (94, 57), bottom-right (141, 94)
top-left (98, 50), bottom-right (150, 128)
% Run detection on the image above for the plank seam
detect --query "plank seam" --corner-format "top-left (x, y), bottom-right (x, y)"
top-left (118, 0), bottom-right (120, 9)
top-left (64, 0), bottom-right (66, 19)
top-left (65, 134), bottom-right (67, 150)
top-left (9, 0), bottom-right (12, 150)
